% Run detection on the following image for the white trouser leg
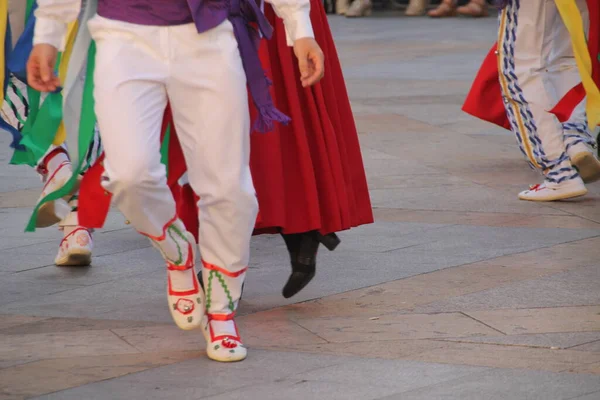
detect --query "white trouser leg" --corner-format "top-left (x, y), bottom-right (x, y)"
top-left (88, 17), bottom-right (204, 331)
top-left (498, 0), bottom-right (583, 184)
top-left (166, 21), bottom-right (257, 317)
top-left (88, 16), bottom-right (172, 238)
top-left (543, 0), bottom-right (596, 153)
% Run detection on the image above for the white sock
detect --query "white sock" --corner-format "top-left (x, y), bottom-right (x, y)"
top-left (156, 221), bottom-right (197, 292)
top-left (210, 320), bottom-right (238, 338)
top-left (168, 269), bottom-right (197, 292)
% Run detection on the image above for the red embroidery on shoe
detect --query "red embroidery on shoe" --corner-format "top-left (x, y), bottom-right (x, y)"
top-left (202, 260), bottom-right (248, 278)
top-left (76, 233), bottom-right (90, 246)
top-left (529, 184), bottom-right (544, 192)
top-left (221, 338), bottom-right (238, 349)
top-left (174, 298), bottom-right (195, 315)
top-left (59, 227), bottom-right (91, 248)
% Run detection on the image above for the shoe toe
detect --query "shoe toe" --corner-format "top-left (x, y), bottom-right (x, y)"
top-left (282, 270), bottom-right (316, 298)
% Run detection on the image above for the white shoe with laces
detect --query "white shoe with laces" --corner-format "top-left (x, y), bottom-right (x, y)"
top-left (55, 227), bottom-right (93, 266)
top-left (518, 178), bottom-right (587, 202)
top-left (201, 315), bottom-right (247, 362)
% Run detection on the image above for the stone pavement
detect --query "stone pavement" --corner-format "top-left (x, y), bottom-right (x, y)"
top-left (1, 13), bottom-right (600, 400)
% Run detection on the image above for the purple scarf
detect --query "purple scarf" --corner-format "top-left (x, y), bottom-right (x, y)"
top-left (189, 0), bottom-right (290, 132)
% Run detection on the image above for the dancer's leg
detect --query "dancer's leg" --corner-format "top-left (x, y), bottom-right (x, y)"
top-left (544, 0), bottom-right (600, 183)
top-left (88, 16), bottom-right (203, 330)
top-left (167, 21), bottom-right (257, 362)
top-left (498, 0), bottom-right (587, 201)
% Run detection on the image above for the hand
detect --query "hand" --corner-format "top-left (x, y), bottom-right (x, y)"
top-left (27, 44), bottom-right (61, 92)
top-left (293, 37), bottom-right (324, 87)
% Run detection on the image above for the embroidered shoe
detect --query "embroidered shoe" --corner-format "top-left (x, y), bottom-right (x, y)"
top-left (201, 314), bottom-right (247, 362)
top-left (569, 142), bottom-right (600, 183)
top-left (55, 227), bottom-right (93, 266)
top-left (518, 179), bottom-right (587, 202)
top-left (37, 160), bottom-right (75, 228)
top-left (165, 232), bottom-right (204, 331)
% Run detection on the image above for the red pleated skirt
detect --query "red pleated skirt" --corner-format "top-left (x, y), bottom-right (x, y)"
top-left (249, 0), bottom-right (373, 235)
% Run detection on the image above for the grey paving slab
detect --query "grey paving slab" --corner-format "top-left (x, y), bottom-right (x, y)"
top-left (36, 354), bottom-right (600, 400)
top-left (440, 332), bottom-right (600, 350)
top-left (0, 231), bottom-right (150, 275)
top-left (0, 209), bottom-right (130, 250)
top-left (346, 79), bottom-right (471, 101)
top-left (324, 221), bottom-right (451, 253)
top-left (0, 175), bottom-right (42, 192)
top-left (384, 225), bottom-right (599, 262)
top-left (292, 358), bottom-right (488, 391)
top-left (243, 224), bottom-right (600, 313)
top-left (0, 249), bottom-right (56, 275)
top-left (568, 391), bottom-right (600, 400)
top-left (32, 350), bottom-right (347, 400)
top-left (329, 15), bottom-right (497, 48)
top-left (2, 222), bottom-right (597, 319)
top-left (360, 155), bottom-right (441, 177)
top-left (202, 380), bottom-right (401, 400)
top-left (0, 265), bottom-right (170, 321)
top-left (367, 183), bottom-right (572, 215)
top-left (0, 274), bottom-right (85, 307)
top-left (32, 351), bottom-right (490, 400)
top-left (6, 244), bottom-right (160, 287)
top-left (572, 341), bottom-right (600, 353)
top-left (379, 368), bottom-right (600, 400)
top-left (414, 265), bottom-right (600, 313)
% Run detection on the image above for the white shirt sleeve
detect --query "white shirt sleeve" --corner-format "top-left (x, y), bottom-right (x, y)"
top-left (264, 0), bottom-right (314, 46)
top-left (33, 0), bottom-right (81, 51)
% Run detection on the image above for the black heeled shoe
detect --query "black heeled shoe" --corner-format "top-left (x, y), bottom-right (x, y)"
top-left (280, 231), bottom-right (341, 298)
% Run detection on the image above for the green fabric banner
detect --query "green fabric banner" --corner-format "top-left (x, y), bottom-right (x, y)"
top-left (25, 43), bottom-right (97, 232)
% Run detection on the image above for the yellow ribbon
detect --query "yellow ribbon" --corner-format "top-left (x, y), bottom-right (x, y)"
top-left (555, 0), bottom-right (600, 129)
top-left (52, 20), bottom-right (79, 145)
top-left (0, 0), bottom-right (8, 106)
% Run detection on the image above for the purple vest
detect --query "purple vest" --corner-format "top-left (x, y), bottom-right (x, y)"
top-left (97, 0), bottom-right (289, 132)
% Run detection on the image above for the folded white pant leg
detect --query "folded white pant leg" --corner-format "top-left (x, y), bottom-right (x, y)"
top-left (498, 0), bottom-right (580, 184)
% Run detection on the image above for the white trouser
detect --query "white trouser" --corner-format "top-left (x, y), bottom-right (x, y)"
top-left (498, 0), bottom-right (595, 184)
top-left (88, 16), bottom-right (257, 316)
